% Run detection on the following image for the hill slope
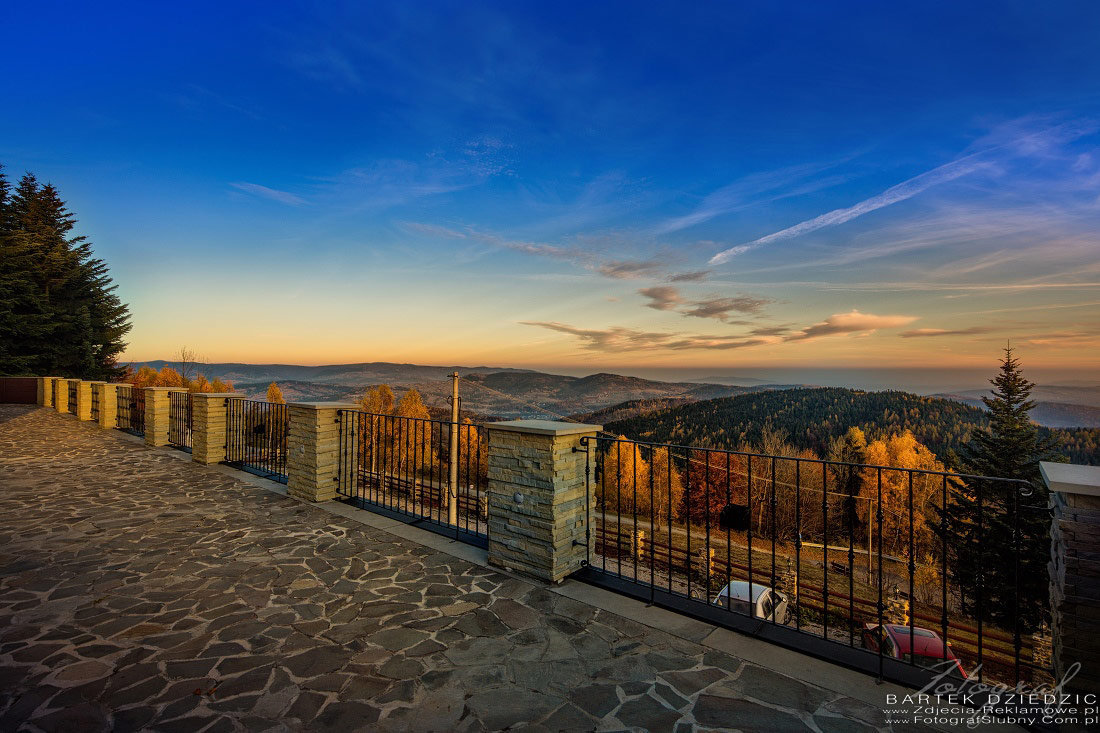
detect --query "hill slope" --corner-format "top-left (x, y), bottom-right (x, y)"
top-left (934, 393), bottom-right (1100, 428)
top-left (605, 387), bottom-right (1100, 466)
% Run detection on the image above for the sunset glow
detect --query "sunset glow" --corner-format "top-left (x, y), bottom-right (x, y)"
top-left (3, 3), bottom-right (1098, 379)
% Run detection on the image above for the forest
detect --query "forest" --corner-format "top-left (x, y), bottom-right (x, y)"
top-left (605, 387), bottom-right (1100, 467)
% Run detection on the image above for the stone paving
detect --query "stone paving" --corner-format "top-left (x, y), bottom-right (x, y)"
top-left (0, 405), bottom-right (914, 732)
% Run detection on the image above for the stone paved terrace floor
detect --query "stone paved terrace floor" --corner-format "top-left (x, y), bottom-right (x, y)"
top-left (0, 405), bottom-right (941, 733)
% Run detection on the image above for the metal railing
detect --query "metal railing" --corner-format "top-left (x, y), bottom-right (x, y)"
top-left (226, 399), bottom-right (288, 482)
top-left (336, 410), bottom-right (488, 546)
top-left (169, 391), bottom-right (192, 452)
top-left (90, 385), bottom-right (100, 422)
top-left (115, 386), bottom-right (145, 435)
top-left (577, 435), bottom-right (1050, 690)
top-left (52, 379), bottom-right (60, 407)
top-left (68, 381), bottom-right (77, 410)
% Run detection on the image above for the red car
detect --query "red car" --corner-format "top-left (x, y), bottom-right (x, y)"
top-left (862, 623), bottom-right (967, 678)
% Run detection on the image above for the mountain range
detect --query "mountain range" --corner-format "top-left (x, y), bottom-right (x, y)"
top-left (134, 360), bottom-right (1100, 429)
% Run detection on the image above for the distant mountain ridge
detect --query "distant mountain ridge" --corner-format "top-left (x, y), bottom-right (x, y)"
top-left (138, 360), bottom-right (757, 419)
top-left (934, 393), bottom-right (1100, 428)
top-left (603, 387), bottom-right (1100, 466)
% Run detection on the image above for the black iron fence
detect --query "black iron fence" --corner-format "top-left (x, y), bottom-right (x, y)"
top-left (52, 379), bottom-right (59, 408)
top-left (68, 380), bottom-right (77, 410)
top-left (115, 386), bottom-right (145, 436)
top-left (336, 410), bottom-right (488, 546)
top-left (226, 399), bottom-right (288, 482)
top-left (90, 385), bottom-right (100, 422)
top-left (577, 435), bottom-right (1050, 690)
top-left (169, 391), bottom-right (192, 452)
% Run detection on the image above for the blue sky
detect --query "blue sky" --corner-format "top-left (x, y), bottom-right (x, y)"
top-left (3, 2), bottom-right (1099, 378)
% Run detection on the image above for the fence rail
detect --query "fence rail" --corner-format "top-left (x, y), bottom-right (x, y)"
top-left (90, 385), bottom-right (100, 422)
top-left (336, 410), bottom-right (488, 545)
top-left (225, 399), bottom-right (288, 482)
top-left (115, 386), bottom-right (144, 436)
top-left (579, 435), bottom-right (1050, 689)
top-left (68, 380), bottom-right (77, 410)
top-left (169, 391), bottom-right (192, 451)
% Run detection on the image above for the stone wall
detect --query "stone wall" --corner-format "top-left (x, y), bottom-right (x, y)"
top-left (192, 393), bottom-right (243, 465)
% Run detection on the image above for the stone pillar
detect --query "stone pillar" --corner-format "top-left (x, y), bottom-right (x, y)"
top-left (75, 381), bottom-right (101, 421)
top-left (96, 383), bottom-right (121, 429)
top-left (55, 379), bottom-right (71, 414)
top-left (1042, 461), bottom-right (1100, 696)
top-left (192, 393), bottom-right (245, 465)
top-left (144, 387), bottom-right (188, 446)
top-left (485, 420), bottom-right (601, 583)
top-left (38, 377), bottom-right (60, 407)
top-left (287, 402), bottom-right (354, 502)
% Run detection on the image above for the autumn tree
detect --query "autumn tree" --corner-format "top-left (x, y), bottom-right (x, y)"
top-left (210, 377), bottom-right (234, 393)
top-left (598, 437), bottom-right (649, 517)
top-left (392, 389), bottom-right (435, 482)
top-left (457, 417), bottom-right (487, 485)
top-left (266, 382), bottom-right (285, 404)
top-left (861, 430), bottom-right (947, 558)
top-left (360, 384), bottom-right (395, 415)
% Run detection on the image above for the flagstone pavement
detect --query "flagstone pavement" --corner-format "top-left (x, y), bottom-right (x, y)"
top-left (0, 405), bottom-right (934, 732)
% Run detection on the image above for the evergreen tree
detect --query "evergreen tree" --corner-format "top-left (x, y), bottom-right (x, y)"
top-left (943, 347), bottom-right (1061, 630)
top-left (0, 165), bottom-right (131, 378)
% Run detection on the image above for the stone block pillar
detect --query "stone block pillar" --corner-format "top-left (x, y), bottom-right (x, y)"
top-left (485, 420), bottom-right (601, 583)
top-left (1042, 462), bottom-right (1100, 696)
top-left (38, 377), bottom-right (60, 407)
top-left (96, 383), bottom-right (121, 429)
top-left (55, 379), bottom-right (71, 414)
top-left (75, 381), bottom-right (101, 421)
top-left (192, 393), bottom-right (245, 465)
top-left (287, 402), bottom-right (354, 502)
top-left (144, 387), bottom-right (188, 447)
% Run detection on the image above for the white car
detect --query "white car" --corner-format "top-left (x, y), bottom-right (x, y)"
top-left (713, 581), bottom-right (790, 624)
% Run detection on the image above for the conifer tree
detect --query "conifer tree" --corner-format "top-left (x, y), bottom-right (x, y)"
top-left (944, 347), bottom-right (1061, 629)
top-left (0, 165), bottom-right (131, 377)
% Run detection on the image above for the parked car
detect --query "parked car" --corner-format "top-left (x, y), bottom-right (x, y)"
top-left (713, 581), bottom-right (790, 623)
top-left (861, 623), bottom-right (967, 678)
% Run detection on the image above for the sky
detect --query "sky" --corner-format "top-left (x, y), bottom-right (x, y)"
top-left (2, 2), bottom-right (1099, 385)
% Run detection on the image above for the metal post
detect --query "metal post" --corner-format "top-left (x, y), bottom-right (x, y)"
top-left (448, 372), bottom-right (460, 526)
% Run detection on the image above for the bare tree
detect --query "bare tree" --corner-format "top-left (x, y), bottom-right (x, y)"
top-left (175, 346), bottom-right (199, 384)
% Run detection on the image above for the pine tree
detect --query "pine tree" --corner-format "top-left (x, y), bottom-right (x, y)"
top-left (0, 165), bottom-right (131, 377)
top-left (943, 347), bottom-right (1061, 630)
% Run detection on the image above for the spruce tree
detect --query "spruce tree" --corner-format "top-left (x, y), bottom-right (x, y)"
top-left (0, 165), bottom-right (130, 378)
top-left (943, 347), bottom-right (1061, 632)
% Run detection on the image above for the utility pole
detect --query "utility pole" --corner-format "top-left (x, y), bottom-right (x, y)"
top-left (448, 372), bottom-right (460, 527)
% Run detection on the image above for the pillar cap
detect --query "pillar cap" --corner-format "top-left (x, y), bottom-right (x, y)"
top-left (143, 386), bottom-right (188, 391)
top-left (1041, 461), bottom-right (1100, 498)
top-left (486, 419), bottom-right (602, 436)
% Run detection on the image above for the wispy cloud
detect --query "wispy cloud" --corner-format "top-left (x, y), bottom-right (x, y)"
top-left (230, 182), bottom-right (306, 206)
top-left (638, 286), bottom-right (683, 311)
top-left (521, 321), bottom-right (772, 352)
top-left (637, 287), bottom-right (774, 321)
top-left (668, 270), bottom-right (711, 282)
top-left (709, 118), bottom-right (1098, 264)
top-left (657, 160), bottom-right (847, 235)
top-left (900, 326), bottom-right (996, 338)
top-left (710, 156), bottom-right (993, 264)
top-left (400, 222), bottom-right (467, 239)
top-left (784, 310), bottom-right (918, 342)
top-left (682, 295), bottom-right (773, 322)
